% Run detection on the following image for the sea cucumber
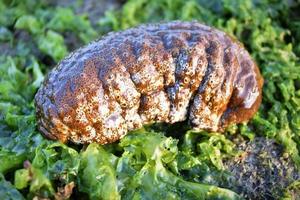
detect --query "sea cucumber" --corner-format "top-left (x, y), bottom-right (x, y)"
top-left (35, 21), bottom-right (264, 144)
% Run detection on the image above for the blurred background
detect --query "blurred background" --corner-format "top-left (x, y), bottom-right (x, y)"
top-left (1, 0), bottom-right (299, 65)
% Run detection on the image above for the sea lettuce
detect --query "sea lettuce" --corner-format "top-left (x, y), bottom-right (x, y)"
top-left (78, 144), bottom-right (120, 200)
top-left (78, 129), bottom-right (242, 200)
top-left (14, 142), bottom-right (80, 198)
top-left (0, 174), bottom-right (24, 200)
top-left (0, 57), bottom-right (44, 173)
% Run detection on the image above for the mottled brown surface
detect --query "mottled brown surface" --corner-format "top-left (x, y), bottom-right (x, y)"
top-left (35, 21), bottom-right (263, 144)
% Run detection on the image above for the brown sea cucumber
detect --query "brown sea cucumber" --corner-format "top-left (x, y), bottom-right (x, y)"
top-left (35, 21), bottom-right (263, 144)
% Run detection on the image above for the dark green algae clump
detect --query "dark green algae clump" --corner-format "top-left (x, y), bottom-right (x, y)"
top-left (224, 137), bottom-right (300, 199)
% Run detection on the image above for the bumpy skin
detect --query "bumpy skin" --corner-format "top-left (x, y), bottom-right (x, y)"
top-left (35, 21), bottom-right (263, 144)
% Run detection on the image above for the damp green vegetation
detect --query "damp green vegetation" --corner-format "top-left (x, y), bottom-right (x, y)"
top-left (0, 0), bottom-right (300, 199)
